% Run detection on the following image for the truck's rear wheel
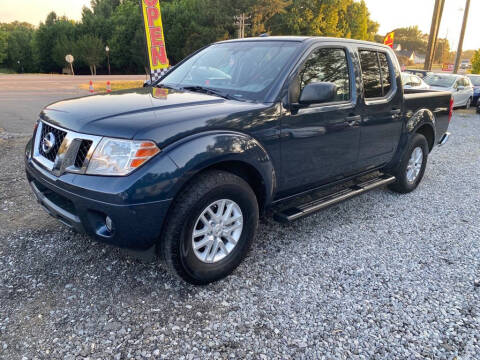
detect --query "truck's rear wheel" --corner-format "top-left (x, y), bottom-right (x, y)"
top-left (389, 133), bottom-right (429, 194)
top-left (159, 170), bottom-right (258, 285)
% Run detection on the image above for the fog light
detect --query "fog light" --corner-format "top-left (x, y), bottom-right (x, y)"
top-left (105, 216), bottom-right (114, 232)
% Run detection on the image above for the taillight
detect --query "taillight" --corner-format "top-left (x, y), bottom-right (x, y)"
top-left (448, 97), bottom-right (454, 122)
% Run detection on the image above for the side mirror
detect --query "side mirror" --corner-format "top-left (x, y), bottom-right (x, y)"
top-left (457, 85), bottom-right (465, 91)
top-left (299, 82), bottom-right (337, 105)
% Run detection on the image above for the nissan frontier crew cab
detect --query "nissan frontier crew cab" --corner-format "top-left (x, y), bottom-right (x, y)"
top-left (25, 37), bottom-right (453, 284)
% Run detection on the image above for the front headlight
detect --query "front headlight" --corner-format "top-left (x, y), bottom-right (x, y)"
top-left (86, 138), bottom-right (160, 176)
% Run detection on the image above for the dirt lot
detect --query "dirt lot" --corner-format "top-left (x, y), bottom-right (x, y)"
top-left (0, 77), bottom-right (479, 359)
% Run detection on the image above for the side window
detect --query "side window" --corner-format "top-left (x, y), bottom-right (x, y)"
top-left (359, 50), bottom-right (393, 98)
top-left (359, 50), bottom-right (382, 98)
top-left (291, 48), bottom-right (350, 103)
top-left (378, 52), bottom-right (392, 94)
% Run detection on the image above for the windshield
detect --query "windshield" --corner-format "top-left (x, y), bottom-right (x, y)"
top-left (424, 74), bottom-right (456, 88)
top-left (158, 41), bottom-right (300, 102)
top-left (468, 76), bottom-right (480, 86)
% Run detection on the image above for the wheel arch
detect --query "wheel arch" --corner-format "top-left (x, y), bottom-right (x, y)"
top-left (164, 131), bottom-right (276, 212)
top-left (406, 108), bottom-right (436, 152)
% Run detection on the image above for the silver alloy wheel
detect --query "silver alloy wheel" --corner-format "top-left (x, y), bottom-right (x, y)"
top-left (192, 199), bottom-right (243, 264)
top-left (406, 146), bottom-right (424, 184)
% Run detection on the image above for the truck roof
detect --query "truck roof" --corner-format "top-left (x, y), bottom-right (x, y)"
top-left (218, 36), bottom-right (392, 50)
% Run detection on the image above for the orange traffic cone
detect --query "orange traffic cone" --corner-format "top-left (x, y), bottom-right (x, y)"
top-left (106, 81), bottom-right (112, 93)
top-left (89, 80), bottom-right (94, 93)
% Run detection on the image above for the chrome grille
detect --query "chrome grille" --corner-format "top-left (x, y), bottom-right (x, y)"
top-left (74, 140), bottom-right (93, 168)
top-left (32, 121), bottom-right (102, 176)
top-left (39, 123), bottom-right (67, 161)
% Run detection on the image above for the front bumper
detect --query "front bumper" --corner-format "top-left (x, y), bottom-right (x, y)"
top-left (25, 151), bottom-right (173, 250)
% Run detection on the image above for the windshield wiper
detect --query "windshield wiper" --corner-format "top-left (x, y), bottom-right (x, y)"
top-left (181, 86), bottom-right (237, 100)
top-left (155, 83), bottom-right (180, 91)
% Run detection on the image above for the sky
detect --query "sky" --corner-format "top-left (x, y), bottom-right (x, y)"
top-left (0, 0), bottom-right (479, 51)
top-left (364, 0), bottom-right (479, 51)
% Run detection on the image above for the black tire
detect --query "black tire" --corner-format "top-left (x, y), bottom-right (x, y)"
top-left (388, 133), bottom-right (429, 194)
top-left (158, 170), bottom-right (259, 285)
top-left (465, 97), bottom-right (472, 109)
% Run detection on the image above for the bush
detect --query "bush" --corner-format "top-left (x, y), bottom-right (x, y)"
top-left (471, 50), bottom-right (480, 74)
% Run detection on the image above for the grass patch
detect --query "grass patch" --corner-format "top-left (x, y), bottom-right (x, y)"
top-left (79, 80), bottom-right (144, 92)
top-left (0, 68), bottom-right (16, 74)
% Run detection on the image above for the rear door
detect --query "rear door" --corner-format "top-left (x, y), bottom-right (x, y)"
top-left (357, 48), bottom-right (403, 169)
top-left (279, 44), bottom-right (361, 193)
top-left (453, 78), bottom-right (468, 106)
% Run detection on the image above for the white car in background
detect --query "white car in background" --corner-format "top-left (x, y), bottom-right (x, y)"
top-left (401, 73), bottom-right (430, 90)
top-left (424, 73), bottom-right (474, 108)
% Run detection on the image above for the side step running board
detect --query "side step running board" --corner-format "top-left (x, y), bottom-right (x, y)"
top-left (273, 175), bottom-right (396, 223)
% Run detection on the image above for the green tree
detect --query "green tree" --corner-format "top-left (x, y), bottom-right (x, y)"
top-left (4, 22), bottom-right (36, 72)
top-left (80, 0), bottom-right (121, 41)
top-left (472, 50), bottom-right (480, 74)
top-left (76, 34), bottom-right (104, 75)
top-left (392, 26), bottom-right (427, 54)
top-left (268, 0), bottom-right (377, 40)
top-left (434, 38), bottom-right (450, 64)
top-left (248, 0), bottom-right (292, 36)
top-left (0, 30), bottom-right (7, 65)
top-left (109, 0), bottom-right (146, 74)
top-left (162, 0), bottom-right (235, 63)
top-left (52, 35), bottom-right (77, 70)
top-left (33, 12), bottom-right (77, 73)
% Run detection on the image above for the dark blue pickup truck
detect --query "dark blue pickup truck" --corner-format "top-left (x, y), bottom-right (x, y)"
top-left (25, 37), bottom-right (452, 284)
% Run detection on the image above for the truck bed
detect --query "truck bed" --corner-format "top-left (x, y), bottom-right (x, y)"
top-left (404, 89), bottom-right (452, 145)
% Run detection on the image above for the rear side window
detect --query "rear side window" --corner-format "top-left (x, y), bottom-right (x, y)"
top-left (359, 50), bottom-right (393, 98)
top-left (378, 53), bottom-right (392, 94)
top-left (291, 47), bottom-right (350, 103)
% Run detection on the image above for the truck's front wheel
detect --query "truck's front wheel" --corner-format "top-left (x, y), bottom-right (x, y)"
top-left (389, 133), bottom-right (429, 194)
top-left (159, 170), bottom-right (259, 285)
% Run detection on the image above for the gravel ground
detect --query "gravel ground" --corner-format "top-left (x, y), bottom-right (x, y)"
top-left (1, 110), bottom-right (479, 359)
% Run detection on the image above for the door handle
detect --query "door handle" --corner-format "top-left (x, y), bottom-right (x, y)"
top-left (390, 109), bottom-right (402, 115)
top-left (345, 115), bottom-right (361, 126)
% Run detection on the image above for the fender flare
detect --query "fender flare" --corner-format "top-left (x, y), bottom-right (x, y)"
top-left (406, 108), bottom-right (436, 137)
top-left (163, 130), bottom-right (277, 206)
top-left (386, 108), bottom-right (436, 171)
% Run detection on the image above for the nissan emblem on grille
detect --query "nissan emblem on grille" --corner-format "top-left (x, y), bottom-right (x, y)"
top-left (41, 132), bottom-right (56, 154)
top-left (32, 121), bottom-right (102, 176)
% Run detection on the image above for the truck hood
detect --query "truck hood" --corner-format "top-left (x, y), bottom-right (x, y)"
top-left (40, 87), bottom-right (270, 147)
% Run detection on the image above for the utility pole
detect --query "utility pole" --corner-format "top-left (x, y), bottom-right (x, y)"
top-left (453, 0), bottom-right (471, 74)
top-left (234, 13), bottom-right (250, 38)
top-left (424, 0), bottom-right (445, 70)
top-left (431, 0), bottom-right (445, 65)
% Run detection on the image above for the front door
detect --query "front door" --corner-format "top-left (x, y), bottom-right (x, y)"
top-left (357, 49), bottom-right (403, 169)
top-left (279, 45), bottom-right (361, 195)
